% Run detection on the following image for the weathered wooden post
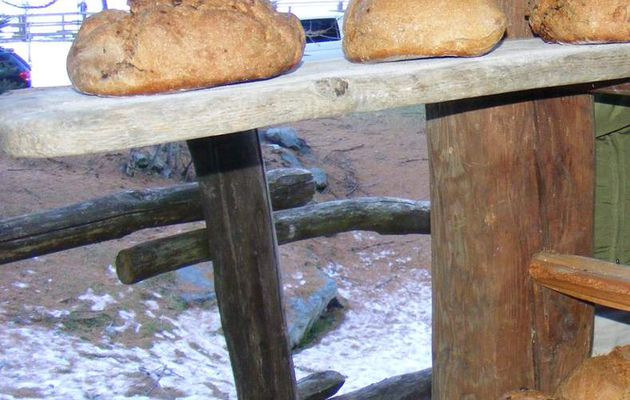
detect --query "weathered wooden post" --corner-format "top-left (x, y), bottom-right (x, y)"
top-left (426, 2), bottom-right (595, 398)
top-left (187, 130), bottom-right (297, 400)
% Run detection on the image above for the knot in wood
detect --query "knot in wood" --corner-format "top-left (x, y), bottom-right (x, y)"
top-left (316, 78), bottom-right (349, 98)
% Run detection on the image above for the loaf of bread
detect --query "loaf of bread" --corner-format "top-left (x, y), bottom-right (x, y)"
top-left (554, 345), bottom-right (629, 400)
top-left (342, 0), bottom-right (507, 63)
top-left (529, 0), bottom-right (630, 44)
top-left (67, 0), bottom-right (305, 96)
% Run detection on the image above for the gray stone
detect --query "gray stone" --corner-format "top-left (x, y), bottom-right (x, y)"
top-left (173, 262), bottom-right (338, 348)
top-left (309, 167), bottom-right (328, 191)
top-left (284, 269), bottom-right (338, 348)
top-left (174, 262), bottom-right (216, 305)
top-left (263, 127), bottom-right (311, 154)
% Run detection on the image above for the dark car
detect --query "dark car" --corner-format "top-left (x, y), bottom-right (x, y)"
top-left (0, 47), bottom-right (31, 94)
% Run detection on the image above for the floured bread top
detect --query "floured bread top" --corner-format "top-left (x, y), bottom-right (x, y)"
top-left (67, 0), bottom-right (305, 95)
top-left (343, 0), bottom-right (507, 63)
top-left (529, 0), bottom-right (630, 44)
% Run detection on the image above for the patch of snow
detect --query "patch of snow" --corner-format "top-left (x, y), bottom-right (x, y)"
top-left (12, 282), bottom-right (29, 289)
top-left (144, 300), bottom-right (159, 311)
top-left (0, 272), bottom-right (433, 398)
top-left (78, 289), bottom-right (116, 312)
top-left (106, 310), bottom-right (140, 334)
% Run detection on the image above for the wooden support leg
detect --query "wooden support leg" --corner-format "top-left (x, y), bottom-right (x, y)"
top-left (187, 131), bottom-right (297, 400)
top-left (426, 92), bottom-right (594, 399)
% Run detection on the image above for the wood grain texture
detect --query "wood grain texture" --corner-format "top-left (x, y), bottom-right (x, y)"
top-left (427, 89), bottom-right (595, 400)
top-left (529, 93), bottom-right (595, 392)
top-left (530, 252), bottom-right (630, 311)
top-left (329, 368), bottom-right (431, 400)
top-left (187, 131), bottom-right (296, 400)
top-left (115, 197), bottom-right (431, 284)
top-left (0, 168), bottom-right (314, 265)
top-left (1, 39), bottom-right (629, 157)
top-left (426, 1), bottom-right (595, 396)
top-left (428, 95), bottom-right (541, 398)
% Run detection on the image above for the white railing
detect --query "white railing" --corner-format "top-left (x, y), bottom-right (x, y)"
top-left (0, 1), bottom-right (347, 43)
top-left (0, 12), bottom-right (93, 42)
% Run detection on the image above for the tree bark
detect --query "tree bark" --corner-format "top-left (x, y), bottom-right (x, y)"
top-left (297, 370), bottom-right (346, 400)
top-left (329, 368), bottom-right (431, 400)
top-left (187, 131), bottom-right (296, 400)
top-left (115, 197), bottom-right (430, 284)
top-left (0, 168), bottom-right (314, 265)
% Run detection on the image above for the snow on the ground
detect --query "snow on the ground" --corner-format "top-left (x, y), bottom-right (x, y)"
top-left (293, 267), bottom-right (432, 390)
top-left (0, 267), bottom-right (432, 399)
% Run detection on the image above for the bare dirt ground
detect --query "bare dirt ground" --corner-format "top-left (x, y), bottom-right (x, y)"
top-left (0, 105), bottom-right (432, 398)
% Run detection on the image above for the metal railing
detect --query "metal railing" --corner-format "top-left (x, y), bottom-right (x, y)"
top-left (0, 12), bottom-right (94, 42)
top-left (0, 1), bottom-right (347, 43)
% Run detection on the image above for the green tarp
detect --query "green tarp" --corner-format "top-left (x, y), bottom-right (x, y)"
top-left (594, 94), bottom-right (630, 263)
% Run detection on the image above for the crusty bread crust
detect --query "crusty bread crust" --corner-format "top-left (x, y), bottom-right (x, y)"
top-left (342, 0), bottom-right (507, 63)
top-left (529, 0), bottom-right (630, 44)
top-left (554, 345), bottom-right (629, 400)
top-left (67, 0), bottom-right (305, 96)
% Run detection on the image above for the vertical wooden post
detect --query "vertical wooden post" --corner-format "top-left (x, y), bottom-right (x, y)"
top-left (187, 130), bottom-right (297, 400)
top-left (426, 2), bottom-right (594, 398)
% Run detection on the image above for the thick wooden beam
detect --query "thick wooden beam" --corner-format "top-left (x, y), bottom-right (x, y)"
top-left (530, 252), bottom-right (630, 311)
top-left (426, 2), bottom-right (594, 397)
top-left (187, 131), bottom-right (296, 400)
top-left (116, 197), bottom-right (430, 284)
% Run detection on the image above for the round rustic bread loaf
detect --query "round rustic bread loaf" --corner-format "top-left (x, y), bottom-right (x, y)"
top-left (67, 0), bottom-right (305, 96)
top-left (554, 345), bottom-right (630, 400)
top-left (529, 0), bottom-right (630, 44)
top-left (342, 0), bottom-right (507, 63)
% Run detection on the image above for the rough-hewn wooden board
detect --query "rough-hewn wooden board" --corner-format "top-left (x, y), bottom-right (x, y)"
top-left (530, 252), bottom-right (630, 311)
top-left (1, 39), bottom-right (629, 157)
top-left (428, 95), bottom-right (541, 398)
top-left (187, 131), bottom-right (296, 400)
top-left (115, 197), bottom-right (431, 284)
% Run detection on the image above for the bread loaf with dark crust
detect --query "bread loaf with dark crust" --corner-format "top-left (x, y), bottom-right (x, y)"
top-left (529, 0), bottom-right (630, 44)
top-left (67, 0), bottom-right (305, 96)
top-left (342, 0), bottom-right (507, 63)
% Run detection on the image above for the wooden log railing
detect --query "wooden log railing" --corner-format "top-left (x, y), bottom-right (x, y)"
top-left (0, 167), bottom-right (315, 265)
top-left (116, 197), bottom-right (430, 283)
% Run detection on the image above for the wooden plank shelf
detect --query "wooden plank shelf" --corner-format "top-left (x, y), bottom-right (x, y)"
top-left (1, 38), bottom-right (629, 158)
top-left (530, 252), bottom-right (630, 311)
